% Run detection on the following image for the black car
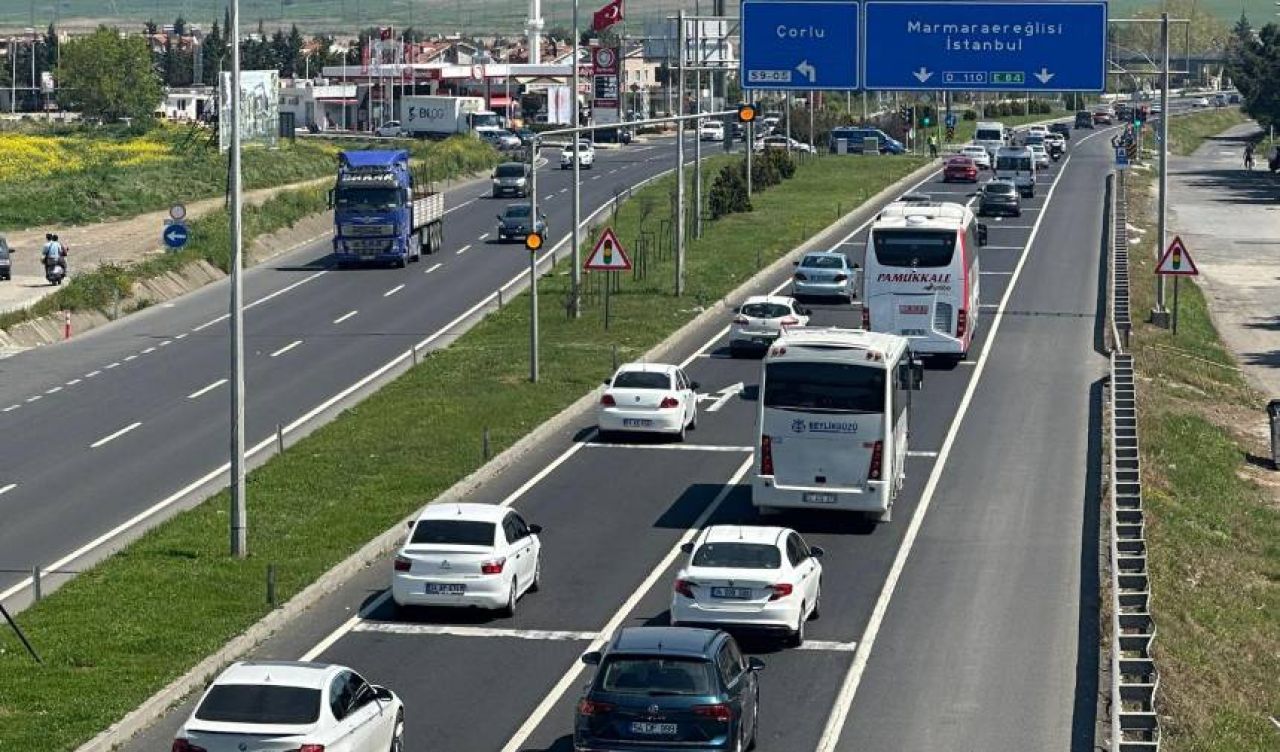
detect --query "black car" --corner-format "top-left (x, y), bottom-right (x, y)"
top-left (491, 162), bottom-right (531, 198)
top-left (1048, 122), bottom-right (1071, 140)
top-left (496, 204), bottom-right (548, 242)
top-left (1074, 110), bottom-right (1094, 129)
top-left (977, 180), bottom-right (1021, 217)
top-left (576, 627), bottom-right (763, 752)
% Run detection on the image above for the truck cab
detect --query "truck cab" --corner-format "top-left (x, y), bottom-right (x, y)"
top-left (331, 150), bottom-right (443, 268)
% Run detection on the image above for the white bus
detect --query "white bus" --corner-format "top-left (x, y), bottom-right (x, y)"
top-left (752, 327), bottom-right (923, 522)
top-left (862, 202), bottom-right (987, 360)
top-left (973, 120), bottom-right (1007, 157)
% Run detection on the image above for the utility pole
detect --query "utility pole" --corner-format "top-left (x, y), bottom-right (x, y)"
top-left (1155, 11), bottom-right (1170, 322)
top-left (529, 137), bottom-right (540, 381)
top-left (675, 9), bottom-right (686, 296)
top-left (570, 0), bottom-right (581, 317)
top-left (745, 89), bottom-right (753, 197)
top-left (229, 0), bottom-right (247, 558)
top-left (693, 14), bottom-right (703, 239)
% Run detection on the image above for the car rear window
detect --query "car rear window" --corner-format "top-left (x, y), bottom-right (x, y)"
top-left (195, 685), bottom-right (321, 725)
top-left (613, 371), bottom-right (672, 389)
top-left (693, 542), bottom-right (781, 569)
top-left (764, 361), bottom-right (886, 414)
top-left (872, 229), bottom-right (956, 268)
top-left (410, 520), bottom-right (495, 546)
top-left (495, 164), bottom-right (525, 177)
top-left (800, 255), bottom-right (844, 269)
top-left (598, 657), bottom-right (714, 695)
top-left (947, 157), bottom-right (974, 166)
top-left (741, 302), bottom-right (791, 318)
top-left (986, 182), bottom-right (1017, 195)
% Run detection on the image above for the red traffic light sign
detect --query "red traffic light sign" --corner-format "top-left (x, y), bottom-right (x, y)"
top-left (1155, 235), bottom-right (1198, 276)
top-left (584, 227), bottom-right (632, 271)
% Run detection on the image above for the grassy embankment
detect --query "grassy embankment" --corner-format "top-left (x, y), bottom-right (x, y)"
top-left (0, 151), bottom-right (926, 751)
top-left (1123, 110), bottom-right (1278, 752)
top-left (1164, 106), bottom-right (1251, 156)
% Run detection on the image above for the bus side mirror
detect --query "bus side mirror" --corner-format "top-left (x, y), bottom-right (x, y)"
top-left (326, 189), bottom-right (335, 209)
top-left (911, 359), bottom-right (925, 390)
top-left (976, 224), bottom-right (989, 246)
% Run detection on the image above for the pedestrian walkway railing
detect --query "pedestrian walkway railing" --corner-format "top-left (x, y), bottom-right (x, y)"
top-left (1108, 168), bottom-right (1161, 752)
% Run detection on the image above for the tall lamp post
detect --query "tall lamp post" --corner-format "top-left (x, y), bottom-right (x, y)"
top-left (228, 0), bottom-right (247, 558)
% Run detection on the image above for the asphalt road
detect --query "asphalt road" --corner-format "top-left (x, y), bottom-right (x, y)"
top-left (124, 118), bottom-right (1124, 752)
top-left (0, 134), bottom-right (729, 604)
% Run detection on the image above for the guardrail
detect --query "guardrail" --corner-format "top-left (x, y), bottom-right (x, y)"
top-left (1107, 168), bottom-right (1161, 752)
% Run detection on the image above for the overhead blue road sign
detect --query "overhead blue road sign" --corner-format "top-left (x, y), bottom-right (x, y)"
top-left (863, 1), bottom-right (1107, 92)
top-left (163, 222), bottom-right (189, 249)
top-left (741, 0), bottom-right (859, 90)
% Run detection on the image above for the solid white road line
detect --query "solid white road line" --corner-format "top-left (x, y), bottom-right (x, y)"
top-left (980, 271), bottom-right (1014, 276)
top-left (0, 483), bottom-right (17, 495)
top-left (499, 457), bottom-right (754, 752)
top-left (90, 421), bottom-right (143, 449)
top-left (906, 450), bottom-right (939, 458)
top-left (586, 443), bottom-right (754, 453)
top-left (455, 244), bottom-right (471, 256)
top-left (814, 127), bottom-right (1105, 752)
top-left (192, 313), bottom-right (230, 332)
top-left (424, 262), bottom-right (443, 274)
top-left (270, 340), bottom-right (304, 358)
top-left (333, 310), bottom-right (358, 324)
top-left (383, 284), bottom-right (406, 298)
top-left (187, 379), bottom-right (228, 399)
top-left (353, 623), bottom-right (601, 641)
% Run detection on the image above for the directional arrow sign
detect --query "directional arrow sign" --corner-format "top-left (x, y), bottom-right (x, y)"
top-left (863, 1), bottom-right (1107, 92)
top-left (741, 0), bottom-right (859, 91)
top-left (163, 222), bottom-right (189, 249)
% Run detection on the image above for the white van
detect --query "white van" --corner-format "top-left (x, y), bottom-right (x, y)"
top-left (994, 145), bottom-right (1037, 197)
top-left (752, 327), bottom-right (923, 522)
top-left (973, 120), bottom-right (1007, 157)
top-left (862, 202), bottom-right (987, 360)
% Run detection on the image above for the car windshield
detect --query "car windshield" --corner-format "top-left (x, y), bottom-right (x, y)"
top-left (598, 657), bottom-right (714, 695)
top-left (693, 542), bottom-right (782, 569)
top-left (336, 187), bottom-right (400, 212)
top-left (504, 206), bottom-right (532, 218)
top-left (195, 685), bottom-right (321, 725)
top-left (873, 229), bottom-right (957, 268)
top-left (613, 371), bottom-right (671, 389)
top-left (740, 302), bottom-right (791, 319)
top-left (495, 164), bottom-right (525, 177)
top-left (986, 182), bottom-right (1017, 195)
top-left (410, 520), bottom-right (495, 546)
top-left (800, 255), bottom-right (844, 269)
top-left (764, 361), bottom-right (886, 414)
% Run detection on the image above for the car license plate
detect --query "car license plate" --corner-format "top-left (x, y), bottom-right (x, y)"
top-left (899, 304), bottom-right (929, 315)
top-left (803, 492), bottom-right (837, 504)
top-left (623, 418), bottom-right (652, 428)
top-left (711, 586), bottom-right (753, 599)
top-left (629, 722), bottom-right (677, 735)
top-left (425, 583), bottom-right (466, 595)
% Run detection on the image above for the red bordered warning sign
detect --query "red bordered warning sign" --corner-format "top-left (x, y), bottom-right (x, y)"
top-left (1155, 235), bottom-right (1198, 276)
top-left (584, 227), bottom-right (632, 271)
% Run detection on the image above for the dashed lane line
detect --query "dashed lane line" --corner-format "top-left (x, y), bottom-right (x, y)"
top-left (333, 310), bottom-right (359, 325)
top-left (90, 421), bottom-right (142, 449)
top-left (187, 379), bottom-right (228, 399)
top-left (270, 340), bottom-right (304, 358)
top-left (384, 284), bottom-right (406, 298)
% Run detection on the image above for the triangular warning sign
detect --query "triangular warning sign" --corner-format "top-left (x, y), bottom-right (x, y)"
top-left (1155, 235), bottom-right (1199, 276)
top-left (584, 227), bottom-right (632, 271)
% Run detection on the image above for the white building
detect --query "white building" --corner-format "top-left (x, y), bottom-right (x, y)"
top-left (157, 86), bottom-right (216, 121)
top-left (278, 79), bottom-right (359, 131)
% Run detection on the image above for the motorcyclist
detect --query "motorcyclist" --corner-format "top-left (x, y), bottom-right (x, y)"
top-left (42, 233), bottom-right (65, 280)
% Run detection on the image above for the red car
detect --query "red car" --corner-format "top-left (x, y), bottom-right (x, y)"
top-left (943, 156), bottom-right (978, 182)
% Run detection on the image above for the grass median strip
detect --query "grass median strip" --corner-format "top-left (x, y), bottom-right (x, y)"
top-left (0, 152), bottom-right (924, 750)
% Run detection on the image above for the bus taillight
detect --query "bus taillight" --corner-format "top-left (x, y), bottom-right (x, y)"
top-left (867, 440), bottom-right (883, 481)
top-left (760, 435), bottom-right (774, 475)
top-left (861, 307), bottom-right (870, 330)
top-left (956, 308), bottom-right (968, 338)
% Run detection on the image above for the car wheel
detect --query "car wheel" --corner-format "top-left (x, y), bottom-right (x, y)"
top-left (530, 555), bottom-right (542, 593)
top-left (676, 419), bottom-right (687, 443)
top-left (787, 605), bottom-right (806, 647)
top-left (810, 580), bottom-right (822, 620)
top-left (389, 710), bottom-right (405, 752)
top-left (500, 579), bottom-right (518, 617)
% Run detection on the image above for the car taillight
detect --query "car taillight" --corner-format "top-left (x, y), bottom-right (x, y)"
top-left (834, 273), bottom-right (848, 282)
top-left (393, 555), bottom-right (411, 572)
top-left (693, 703), bottom-right (734, 722)
top-left (733, 315), bottom-right (749, 325)
top-left (867, 440), bottom-right (883, 481)
top-left (760, 435), bottom-right (774, 475)
top-left (780, 316), bottom-right (799, 327)
top-left (659, 396), bottom-right (680, 409)
top-left (578, 698), bottom-right (615, 716)
top-left (601, 394), bottom-right (616, 406)
top-left (956, 308), bottom-right (968, 338)
top-left (481, 558), bottom-right (506, 575)
top-left (767, 583), bottom-right (793, 601)
top-left (298, 746), bottom-right (326, 752)
top-left (171, 741), bottom-right (206, 752)
top-left (794, 272), bottom-right (807, 281)
top-left (861, 307), bottom-right (870, 329)
top-left (675, 578), bottom-right (695, 598)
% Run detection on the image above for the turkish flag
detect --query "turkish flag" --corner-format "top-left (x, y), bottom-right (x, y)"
top-left (592, 0), bottom-right (623, 31)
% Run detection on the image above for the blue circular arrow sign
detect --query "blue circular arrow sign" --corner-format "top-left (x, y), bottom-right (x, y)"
top-left (163, 223), bottom-right (189, 249)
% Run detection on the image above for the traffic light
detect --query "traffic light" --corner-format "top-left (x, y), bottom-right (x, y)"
top-left (736, 103), bottom-right (757, 123)
top-left (525, 231), bottom-right (544, 252)
top-left (922, 115), bottom-right (932, 127)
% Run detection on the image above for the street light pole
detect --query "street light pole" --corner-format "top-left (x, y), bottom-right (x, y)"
top-left (693, 14), bottom-right (702, 239)
top-left (570, 0), bottom-right (581, 318)
top-left (675, 10), bottom-right (686, 296)
top-left (229, 0), bottom-right (247, 558)
top-left (1155, 11), bottom-right (1170, 319)
top-left (529, 138), bottom-right (540, 382)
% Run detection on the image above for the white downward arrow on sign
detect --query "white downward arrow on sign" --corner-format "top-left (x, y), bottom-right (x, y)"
top-left (796, 60), bottom-right (816, 83)
top-left (913, 67), bottom-right (933, 83)
top-left (1034, 67), bottom-right (1055, 84)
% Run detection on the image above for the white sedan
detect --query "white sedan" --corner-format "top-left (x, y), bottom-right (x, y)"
top-left (1028, 143), bottom-right (1051, 169)
top-left (598, 362), bottom-right (700, 440)
top-left (699, 121), bottom-right (725, 142)
top-left (729, 295), bottom-right (810, 355)
top-left (391, 502), bottom-right (542, 615)
top-left (959, 144), bottom-right (991, 169)
top-left (173, 661), bottom-right (404, 752)
top-left (1192, 97), bottom-right (1211, 108)
top-left (560, 139), bottom-right (595, 169)
top-left (375, 120), bottom-right (403, 137)
top-left (670, 525), bottom-right (824, 647)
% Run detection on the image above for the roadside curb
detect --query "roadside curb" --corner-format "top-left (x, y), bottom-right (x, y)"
top-left (75, 155), bottom-right (938, 752)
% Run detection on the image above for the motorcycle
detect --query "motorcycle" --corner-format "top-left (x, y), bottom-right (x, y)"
top-left (44, 258), bottom-right (65, 285)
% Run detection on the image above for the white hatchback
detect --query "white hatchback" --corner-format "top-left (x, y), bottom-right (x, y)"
top-left (173, 661), bottom-right (404, 752)
top-left (598, 362), bottom-right (700, 440)
top-left (730, 295), bottom-right (810, 355)
top-left (391, 503), bottom-right (542, 615)
top-left (670, 525), bottom-right (824, 646)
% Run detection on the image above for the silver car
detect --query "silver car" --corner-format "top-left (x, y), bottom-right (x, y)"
top-left (791, 251), bottom-right (859, 301)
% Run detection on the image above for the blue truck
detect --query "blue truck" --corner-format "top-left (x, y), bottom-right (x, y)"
top-left (329, 150), bottom-right (444, 268)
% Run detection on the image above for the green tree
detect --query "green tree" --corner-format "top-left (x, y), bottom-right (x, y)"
top-left (1228, 22), bottom-right (1280, 130)
top-left (56, 26), bottom-right (163, 123)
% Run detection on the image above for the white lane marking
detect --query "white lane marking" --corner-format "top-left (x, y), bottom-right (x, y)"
top-left (187, 379), bottom-right (228, 399)
top-left (591, 174), bottom-right (602, 180)
top-left (0, 483), bottom-right (16, 495)
top-left (123, 355), bottom-right (137, 362)
top-left (980, 271), bottom-right (1014, 276)
top-left (300, 592), bottom-right (389, 661)
top-left (445, 198), bottom-right (477, 214)
top-left (797, 640), bottom-right (860, 652)
top-left (244, 271), bottom-right (329, 315)
top-left (706, 382), bottom-right (745, 412)
top-left (192, 313), bottom-right (230, 332)
top-left (333, 310), bottom-right (359, 324)
top-left (142, 347), bottom-right (156, 354)
top-left (175, 333), bottom-right (189, 340)
top-left (424, 262), bottom-right (443, 274)
top-left (383, 284), bottom-right (406, 298)
top-left (3, 405), bottom-right (19, 412)
top-left (498, 429), bottom-right (598, 507)
top-left (586, 443), bottom-right (754, 453)
top-left (65, 379), bottom-right (81, 386)
top-left (989, 224), bottom-right (1035, 229)
top-left (354, 623), bottom-right (601, 641)
top-left (499, 458), bottom-right (754, 752)
top-left (85, 370), bottom-right (100, 378)
top-left (455, 244), bottom-right (472, 256)
top-left (105, 362), bottom-right (120, 369)
top-left (45, 386), bottom-right (62, 394)
top-left (907, 450), bottom-right (939, 458)
top-left (25, 396), bottom-right (41, 403)
top-left (159, 340), bottom-right (172, 347)
top-left (982, 246), bottom-right (1023, 250)
top-left (979, 303), bottom-right (1001, 310)
top-left (478, 232), bottom-right (489, 241)
top-left (270, 340), bottom-right (303, 358)
top-left (815, 125), bottom-right (1104, 752)
top-left (90, 421), bottom-right (143, 449)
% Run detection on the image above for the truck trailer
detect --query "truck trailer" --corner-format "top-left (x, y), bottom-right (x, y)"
top-left (401, 95), bottom-right (503, 137)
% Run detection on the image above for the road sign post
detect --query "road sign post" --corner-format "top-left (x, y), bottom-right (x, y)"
top-left (862, 1), bottom-right (1107, 91)
top-left (1155, 235), bottom-right (1198, 336)
top-left (740, 0), bottom-right (860, 90)
top-left (1115, 146), bottom-right (1130, 170)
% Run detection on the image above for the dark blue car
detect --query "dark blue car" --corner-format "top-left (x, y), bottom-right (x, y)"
top-left (575, 627), bottom-right (763, 752)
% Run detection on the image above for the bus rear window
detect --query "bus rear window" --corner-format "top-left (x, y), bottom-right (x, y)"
top-left (996, 156), bottom-right (1032, 172)
top-left (764, 362), bottom-right (885, 414)
top-left (872, 230), bottom-right (956, 268)
top-left (975, 128), bottom-right (1002, 141)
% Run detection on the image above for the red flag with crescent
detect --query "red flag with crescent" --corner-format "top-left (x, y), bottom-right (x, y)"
top-left (592, 0), bottom-right (624, 31)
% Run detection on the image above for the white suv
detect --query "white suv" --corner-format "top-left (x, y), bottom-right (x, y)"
top-left (560, 139), bottom-right (596, 169)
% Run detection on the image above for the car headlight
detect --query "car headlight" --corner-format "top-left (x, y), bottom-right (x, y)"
top-left (516, 177), bottom-right (527, 184)
top-left (492, 178), bottom-right (500, 184)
